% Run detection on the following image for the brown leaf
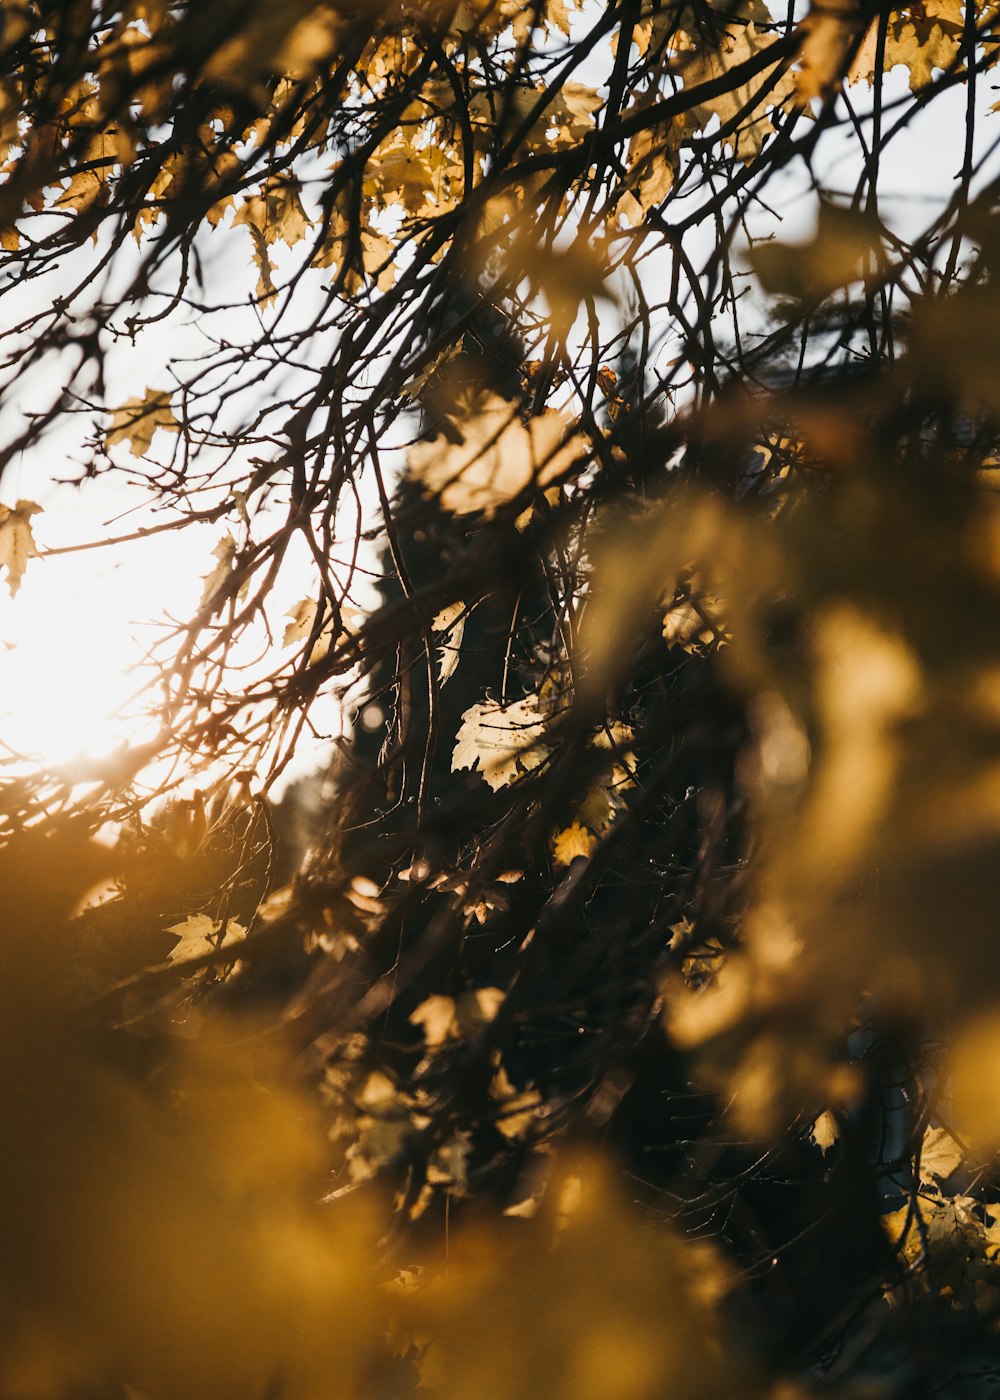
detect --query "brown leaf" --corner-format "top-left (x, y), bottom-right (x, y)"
top-left (105, 388), bottom-right (180, 457)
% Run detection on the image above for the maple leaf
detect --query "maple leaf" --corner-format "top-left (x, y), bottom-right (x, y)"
top-left (200, 532), bottom-right (238, 608)
top-left (105, 388), bottom-right (180, 457)
top-left (548, 82), bottom-right (603, 143)
top-left (283, 597), bottom-right (318, 647)
top-left (504, 235), bottom-right (613, 338)
top-left (246, 223), bottom-right (277, 307)
top-left (0, 499), bottom-right (41, 597)
top-left (662, 598), bottom-right (712, 648)
top-left (545, 0), bottom-right (572, 36)
top-left (752, 202), bottom-right (882, 301)
top-left (401, 343), bottom-right (464, 403)
top-left (409, 995), bottom-right (460, 1048)
top-left (849, 0), bottom-right (964, 91)
top-left (360, 229), bottom-right (396, 291)
top-left (283, 597), bottom-right (355, 663)
top-left (683, 23), bottom-right (798, 160)
top-left (409, 392), bottom-right (587, 517)
top-left (433, 600), bottom-right (466, 685)
top-left (619, 119), bottom-right (678, 224)
top-left (233, 176), bottom-right (312, 248)
top-left (796, 0), bottom-right (866, 102)
top-left (552, 821), bottom-right (596, 867)
top-left (661, 573), bottom-right (728, 652)
top-left (166, 913), bottom-right (246, 964)
top-left (452, 694), bottom-right (552, 790)
top-left (920, 1126), bottom-right (965, 1182)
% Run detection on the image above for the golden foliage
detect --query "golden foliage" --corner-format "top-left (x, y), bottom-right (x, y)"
top-left (5, 0), bottom-right (1000, 1394)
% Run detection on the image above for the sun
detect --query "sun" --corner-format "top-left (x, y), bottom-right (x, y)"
top-left (0, 479), bottom-right (338, 794)
top-left (0, 466), bottom-right (226, 779)
top-left (0, 540), bottom-right (173, 772)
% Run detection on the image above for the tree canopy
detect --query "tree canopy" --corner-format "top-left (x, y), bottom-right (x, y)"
top-left (4, 1), bottom-right (1000, 1398)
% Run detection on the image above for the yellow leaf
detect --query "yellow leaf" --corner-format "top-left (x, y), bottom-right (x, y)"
top-left (452, 694), bottom-right (551, 790)
top-left (545, 0), bottom-right (572, 35)
top-left (920, 1126), bottom-right (965, 1182)
top-left (684, 23), bottom-right (798, 161)
top-left (619, 120), bottom-right (677, 224)
top-left (661, 575), bottom-right (728, 652)
top-left (400, 343), bottom-right (464, 403)
top-left (276, 7), bottom-right (342, 77)
top-left (490, 1058), bottom-right (542, 1139)
top-left (409, 995), bottom-right (460, 1048)
top-left (849, 0), bottom-right (965, 91)
top-left (752, 203), bottom-right (882, 301)
top-left (549, 81), bottom-right (603, 140)
top-left (0, 499), bottom-right (41, 597)
top-left (105, 388), bottom-right (180, 457)
top-left (808, 1110), bottom-right (839, 1155)
top-left (433, 601), bottom-right (466, 685)
top-left (409, 392), bottom-right (587, 517)
top-left (233, 176), bottom-right (312, 248)
top-left (246, 222), bottom-right (277, 307)
top-left (166, 913), bottom-right (245, 964)
top-left (283, 598), bottom-right (352, 663)
top-left (796, 0), bottom-right (865, 102)
top-left (501, 235), bottom-right (613, 338)
top-left (283, 597), bottom-right (318, 647)
top-left (360, 229), bottom-right (396, 291)
top-left (200, 533), bottom-right (238, 608)
top-left (552, 822), bottom-right (596, 867)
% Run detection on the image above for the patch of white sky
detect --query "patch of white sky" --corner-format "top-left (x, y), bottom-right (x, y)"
top-left (0, 5), bottom-right (996, 799)
top-left (0, 213), bottom-right (378, 795)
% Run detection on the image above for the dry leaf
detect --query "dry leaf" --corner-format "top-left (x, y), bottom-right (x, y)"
top-left (683, 22), bottom-right (798, 160)
top-left (0, 499), bottom-right (41, 597)
top-left (105, 388), bottom-right (180, 457)
top-left (456, 986), bottom-right (505, 1034)
top-left (552, 821), bottom-right (596, 867)
top-left (200, 533), bottom-right (238, 608)
top-left (490, 1058), bottom-right (542, 1139)
top-left (809, 1110), bottom-right (839, 1155)
top-left (409, 392), bottom-right (587, 517)
top-left (452, 694), bottom-right (552, 790)
top-left (410, 995), bottom-right (460, 1048)
top-left (920, 1126), bottom-right (964, 1182)
top-left (166, 913), bottom-right (246, 964)
top-left (433, 601), bottom-right (466, 685)
top-left (233, 176), bottom-right (312, 248)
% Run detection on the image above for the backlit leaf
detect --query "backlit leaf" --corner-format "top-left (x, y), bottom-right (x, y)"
top-left (453, 694), bottom-right (552, 790)
top-left (409, 393), bottom-right (588, 517)
top-left (0, 499), bottom-right (41, 597)
top-left (105, 389), bottom-right (180, 458)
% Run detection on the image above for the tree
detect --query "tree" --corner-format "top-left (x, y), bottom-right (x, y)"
top-left (4, 1), bottom-right (1000, 1397)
